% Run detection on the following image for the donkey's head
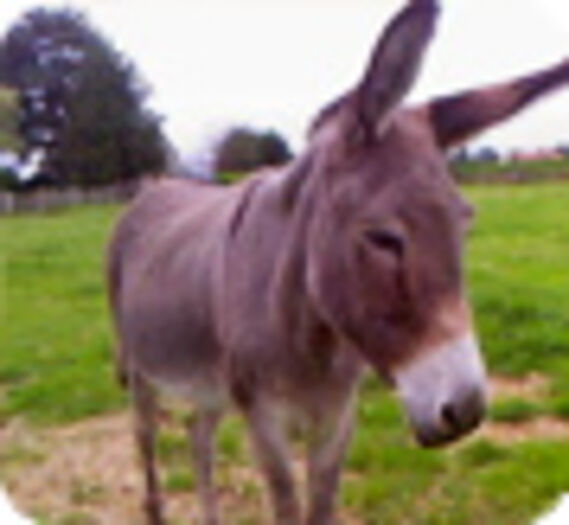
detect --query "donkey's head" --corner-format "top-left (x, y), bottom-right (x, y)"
top-left (287, 0), bottom-right (569, 446)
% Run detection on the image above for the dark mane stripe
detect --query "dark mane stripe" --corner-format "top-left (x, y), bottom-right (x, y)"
top-left (228, 177), bottom-right (263, 237)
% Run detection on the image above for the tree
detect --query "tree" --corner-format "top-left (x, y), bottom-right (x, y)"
top-left (0, 8), bottom-right (168, 186)
top-left (472, 146), bottom-right (500, 163)
top-left (258, 130), bottom-right (293, 167)
top-left (214, 127), bottom-right (292, 176)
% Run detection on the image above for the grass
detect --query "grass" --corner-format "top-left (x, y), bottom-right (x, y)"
top-left (53, 511), bottom-right (94, 525)
top-left (344, 378), bottom-right (569, 524)
top-left (466, 184), bottom-right (569, 377)
top-left (217, 171), bottom-right (248, 185)
top-left (2, 183), bottom-right (569, 523)
top-left (164, 469), bottom-right (196, 493)
top-left (549, 398), bottom-right (569, 421)
top-left (457, 439), bottom-right (511, 468)
top-left (454, 157), bottom-right (569, 183)
top-left (490, 398), bottom-right (543, 423)
top-left (0, 205), bottom-right (126, 423)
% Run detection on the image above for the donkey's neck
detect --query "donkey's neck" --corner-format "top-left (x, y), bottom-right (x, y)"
top-left (262, 162), bottom-right (351, 370)
top-left (216, 157), bottom-right (360, 391)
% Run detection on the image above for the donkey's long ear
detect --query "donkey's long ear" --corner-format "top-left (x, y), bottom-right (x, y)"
top-left (355, 0), bottom-right (439, 135)
top-left (427, 60), bottom-right (569, 149)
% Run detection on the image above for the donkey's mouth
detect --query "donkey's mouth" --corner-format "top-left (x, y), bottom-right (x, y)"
top-left (393, 332), bottom-right (488, 448)
top-left (413, 386), bottom-right (487, 447)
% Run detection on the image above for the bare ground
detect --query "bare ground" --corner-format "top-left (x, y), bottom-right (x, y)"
top-left (0, 373), bottom-right (567, 524)
top-left (489, 372), bottom-right (551, 401)
top-left (479, 416), bottom-right (569, 444)
top-left (0, 413), bottom-right (362, 524)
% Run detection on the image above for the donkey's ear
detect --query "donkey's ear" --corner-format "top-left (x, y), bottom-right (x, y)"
top-left (355, 0), bottom-right (439, 135)
top-left (427, 60), bottom-right (569, 149)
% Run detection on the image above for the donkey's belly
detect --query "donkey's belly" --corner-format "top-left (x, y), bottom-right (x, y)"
top-left (147, 365), bottom-right (229, 411)
top-left (128, 326), bottom-right (228, 410)
top-left (120, 280), bottom-right (228, 408)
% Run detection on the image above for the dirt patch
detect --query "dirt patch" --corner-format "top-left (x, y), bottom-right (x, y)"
top-left (3, 413), bottom-right (145, 524)
top-left (0, 418), bottom-right (46, 468)
top-left (0, 373), bottom-right (564, 523)
top-left (489, 373), bottom-right (550, 401)
top-left (477, 373), bottom-right (569, 445)
top-left (0, 412), bottom-right (363, 524)
top-left (479, 416), bottom-right (569, 445)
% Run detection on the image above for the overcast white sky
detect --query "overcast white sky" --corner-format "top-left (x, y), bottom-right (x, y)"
top-left (1, 0), bottom-right (569, 156)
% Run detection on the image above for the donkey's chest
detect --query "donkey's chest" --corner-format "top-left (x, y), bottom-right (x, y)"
top-left (227, 340), bottom-right (364, 412)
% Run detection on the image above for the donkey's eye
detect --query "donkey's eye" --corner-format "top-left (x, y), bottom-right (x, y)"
top-left (364, 229), bottom-right (405, 257)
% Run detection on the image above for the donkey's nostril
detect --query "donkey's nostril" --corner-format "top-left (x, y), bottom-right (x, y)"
top-left (441, 402), bottom-right (460, 431)
top-left (439, 387), bottom-right (486, 436)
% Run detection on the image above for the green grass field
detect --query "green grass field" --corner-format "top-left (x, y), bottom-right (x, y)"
top-left (2, 184), bottom-right (569, 523)
top-left (0, 205), bottom-right (125, 423)
top-left (454, 157), bottom-right (569, 183)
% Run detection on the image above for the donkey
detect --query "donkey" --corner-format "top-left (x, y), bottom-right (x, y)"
top-left (107, 1), bottom-right (569, 523)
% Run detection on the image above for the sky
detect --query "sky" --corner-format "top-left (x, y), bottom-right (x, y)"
top-left (1, 0), bottom-right (569, 157)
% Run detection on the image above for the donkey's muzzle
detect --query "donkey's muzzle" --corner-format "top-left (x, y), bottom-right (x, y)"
top-left (416, 383), bottom-right (486, 447)
top-left (393, 332), bottom-right (488, 448)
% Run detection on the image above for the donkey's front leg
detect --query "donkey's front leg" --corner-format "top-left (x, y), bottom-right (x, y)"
top-left (306, 395), bottom-right (356, 525)
top-left (244, 400), bottom-right (302, 525)
top-left (186, 409), bottom-right (222, 525)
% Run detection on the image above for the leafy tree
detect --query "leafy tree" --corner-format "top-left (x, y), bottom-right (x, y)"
top-left (215, 127), bottom-right (292, 176)
top-left (0, 168), bottom-right (19, 191)
top-left (472, 146), bottom-right (500, 163)
top-left (0, 8), bottom-right (168, 186)
top-left (258, 130), bottom-right (293, 167)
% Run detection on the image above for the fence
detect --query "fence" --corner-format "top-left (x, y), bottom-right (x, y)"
top-left (0, 181), bottom-right (142, 215)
